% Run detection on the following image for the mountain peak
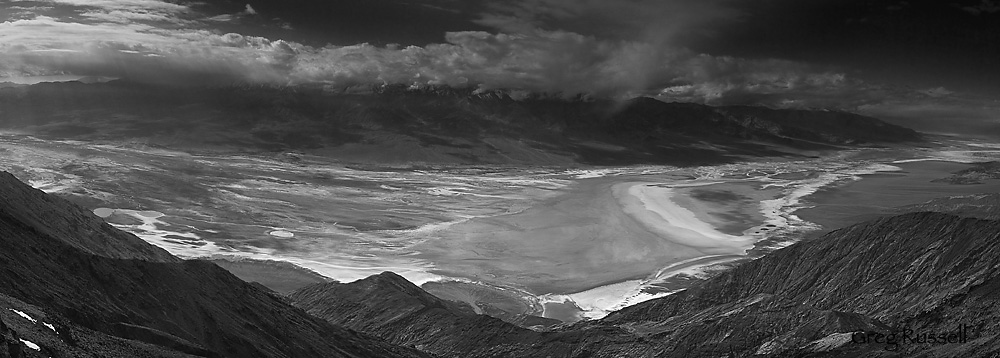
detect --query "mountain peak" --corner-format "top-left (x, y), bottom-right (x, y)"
top-left (370, 271), bottom-right (416, 286)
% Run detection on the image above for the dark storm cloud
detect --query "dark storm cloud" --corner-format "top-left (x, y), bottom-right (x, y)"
top-left (0, 0), bottom-right (851, 104)
top-left (2, 0), bottom-right (997, 132)
top-left (221, 0), bottom-right (492, 46)
top-left (959, 0), bottom-right (1000, 15)
top-left (474, 0), bottom-right (741, 45)
top-left (691, 0), bottom-right (1000, 96)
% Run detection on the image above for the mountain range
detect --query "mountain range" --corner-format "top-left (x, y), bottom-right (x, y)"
top-left (0, 81), bottom-right (921, 166)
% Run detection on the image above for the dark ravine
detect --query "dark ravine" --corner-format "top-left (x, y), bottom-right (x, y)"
top-left (291, 210), bottom-right (1000, 357)
top-left (0, 81), bottom-right (921, 166)
top-left (0, 172), bottom-right (429, 358)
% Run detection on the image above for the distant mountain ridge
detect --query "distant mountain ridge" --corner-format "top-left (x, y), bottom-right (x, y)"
top-left (897, 193), bottom-right (1000, 220)
top-left (0, 81), bottom-right (921, 166)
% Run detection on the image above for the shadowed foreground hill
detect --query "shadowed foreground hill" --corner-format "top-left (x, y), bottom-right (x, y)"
top-left (0, 172), bottom-right (428, 358)
top-left (289, 272), bottom-right (547, 356)
top-left (292, 211), bottom-right (1000, 357)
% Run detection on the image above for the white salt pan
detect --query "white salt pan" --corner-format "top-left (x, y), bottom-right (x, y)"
top-left (268, 230), bottom-right (295, 238)
top-left (93, 207), bottom-right (114, 218)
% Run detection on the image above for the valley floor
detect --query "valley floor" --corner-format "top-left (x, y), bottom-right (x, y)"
top-left (2, 133), bottom-right (1000, 322)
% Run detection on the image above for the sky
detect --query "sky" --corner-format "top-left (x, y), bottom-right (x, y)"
top-left (1, 0), bottom-right (998, 134)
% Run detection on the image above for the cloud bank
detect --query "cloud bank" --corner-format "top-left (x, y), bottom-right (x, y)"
top-left (0, 0), bottom-right (970, 116)
top-left (0, 20), bottom-right (855, 107)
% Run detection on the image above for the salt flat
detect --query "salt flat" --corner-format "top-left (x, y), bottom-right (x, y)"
top-left (413, 177), bottom-right (730, 293)
top-left (619, 182), bottom-right (753, 252)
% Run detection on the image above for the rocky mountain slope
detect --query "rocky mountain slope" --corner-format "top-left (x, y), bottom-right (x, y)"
top-left (291, 210), bottom-right (1000, 357)
top-left (0, 172), bottom-right (428, 358)
top-left (0, 81), bottom-right (921, 165)
top-left (0, 172), bottom-right (175, 262)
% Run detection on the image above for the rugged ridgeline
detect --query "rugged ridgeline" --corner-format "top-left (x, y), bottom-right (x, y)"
top-left (0, 172), bottom-right (428, 358)
top-left (291, 210), bottom-right (1000, 357)
top-left (0, 81), bottom-right (920, 165)
top-left (289, 273), bottom-right (546, 356)
top-left (896, 193), bottom-right (1000, 220)
top-left (931, 161), bottom-right (1000, 185)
